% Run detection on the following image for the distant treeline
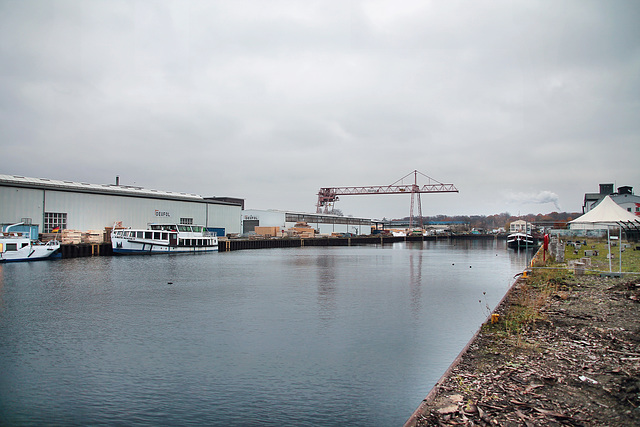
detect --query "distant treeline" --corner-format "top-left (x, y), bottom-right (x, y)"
top-left (396, 212), bottom-right (580, 230)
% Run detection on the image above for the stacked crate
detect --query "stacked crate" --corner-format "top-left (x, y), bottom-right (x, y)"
top-left (289, 222), bottom-right (316, 238)
top-left (82, 230), bottom-right (104, 244)
top-left (254, 226), bottom-right (281, 238)
top-left (61, 230), bottom-right (82, 244)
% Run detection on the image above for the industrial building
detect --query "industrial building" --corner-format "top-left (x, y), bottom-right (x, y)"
top-left (583, 184), bottom-right (640, 215)
top-left (0, 174), bottom-right (242, 238)
top-left (242, 209), bottom-right (372, 236)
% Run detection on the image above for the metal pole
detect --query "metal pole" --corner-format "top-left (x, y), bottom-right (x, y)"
top-left (608, 227), bottom-right (612, 272)
top-left (619, 226), bottom-right (622, 273)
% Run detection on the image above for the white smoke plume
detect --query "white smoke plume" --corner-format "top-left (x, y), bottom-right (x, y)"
top-left (506, 191), bottom-right (562, 211)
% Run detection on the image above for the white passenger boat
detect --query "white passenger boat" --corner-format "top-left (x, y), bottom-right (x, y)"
top-left (111, 224), bottom-right (218, 254)
top-left (0, 223), bottom-right (61, 262)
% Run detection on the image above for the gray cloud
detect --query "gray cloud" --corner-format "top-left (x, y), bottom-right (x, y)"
top-left (1, 0), bottom-right (638, 218)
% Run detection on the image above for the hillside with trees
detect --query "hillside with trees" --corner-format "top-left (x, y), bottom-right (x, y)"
top-left (398, 212), bottom-right (581, 231)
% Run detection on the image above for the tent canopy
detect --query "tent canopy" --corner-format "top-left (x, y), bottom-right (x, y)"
top-left (569, 195), bottom-right (639, 226)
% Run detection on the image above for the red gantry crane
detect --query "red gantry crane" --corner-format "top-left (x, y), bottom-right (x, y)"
top-left (316, 170), bottom-right (458, 229)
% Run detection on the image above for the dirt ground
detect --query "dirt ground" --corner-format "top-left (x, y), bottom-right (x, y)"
top-left (406, 249), bottom-right (640, 426)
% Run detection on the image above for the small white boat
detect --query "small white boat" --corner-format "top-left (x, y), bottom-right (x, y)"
top-left (390, 229), bottom-right (407, 237)
top-left (507, 232), bottom-right (536, 249)
top-left (0, 223), bottom-right (61, 262)
top-left (111, 224), bottom-right (218, 255)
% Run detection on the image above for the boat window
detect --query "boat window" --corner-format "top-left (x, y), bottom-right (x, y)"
top-left (162, 232), bottom-right (168, 240)
top-left (6, 243), bottom-right (17, 251)
top-left (193, 226), bottom-right (202, 233)
top-left (137, 231), bottom-right (144, 238)
top-left (22, 243), bottom-right (29, 249)
top-left (153, 232), bottom-right (161, 240)
top-left (145, 232), bottom-right (152, 239)
top-left (178, 225), bottom-right (189, 232)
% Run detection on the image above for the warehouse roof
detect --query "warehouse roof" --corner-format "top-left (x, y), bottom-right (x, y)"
top-left (0, 174), bottom-right (212, 202)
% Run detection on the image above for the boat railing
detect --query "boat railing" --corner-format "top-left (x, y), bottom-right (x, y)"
top-left (2, 231), bottom-right (31, 239)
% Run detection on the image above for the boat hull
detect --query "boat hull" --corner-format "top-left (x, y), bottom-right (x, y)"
top-left (507, 233), bottom-right (537, 249)
top-left (0, 241), bottom-right (61, 262)
top-left (111, 241), bottom-right (218, 254)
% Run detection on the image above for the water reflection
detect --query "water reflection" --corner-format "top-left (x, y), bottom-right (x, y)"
top-left (0, 241), bottom-right (530, 427)
top-left (316, 254), bottom-right (337, 323)
top-left (408, 247), bottom-right (424, 319)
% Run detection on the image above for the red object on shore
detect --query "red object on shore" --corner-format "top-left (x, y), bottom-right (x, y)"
top-left (543, 234), bottom-right (549, 261)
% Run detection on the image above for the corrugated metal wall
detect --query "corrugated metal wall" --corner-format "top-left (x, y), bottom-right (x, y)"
top-left (0, 186), bottom-right (242, 234)
top-left (0, 187), bottom-right (44, 226)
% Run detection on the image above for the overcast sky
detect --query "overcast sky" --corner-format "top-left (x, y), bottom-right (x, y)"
top-left (1, 1), bottom-right (638, 219)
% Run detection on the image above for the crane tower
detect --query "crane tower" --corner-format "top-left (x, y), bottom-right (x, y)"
top-left (316, 170), bottom-right (458, 228)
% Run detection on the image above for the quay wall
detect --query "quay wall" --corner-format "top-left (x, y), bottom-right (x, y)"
top-left (56, 234), bottom-right (501, 258)
top-left (218, 234), bottom-right (499, 252)
top-left (59, 243), bottom-right (113, 259)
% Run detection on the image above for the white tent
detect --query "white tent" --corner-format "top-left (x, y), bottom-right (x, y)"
top-left (569, 196), bottom-right (640, 272)
top-left (570, 195), bottom-right (639, 228)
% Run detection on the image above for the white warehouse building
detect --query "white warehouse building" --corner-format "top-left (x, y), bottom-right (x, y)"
top-left (242, 209), bottom-right (372, 236)
top-left (0, 174), bottom-right (242, 236)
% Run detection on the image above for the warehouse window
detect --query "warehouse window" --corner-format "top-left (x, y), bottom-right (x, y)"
top-left (180, 217), bottom-right (193, 225)
top-left (44, 212), bottom-right (67, 233)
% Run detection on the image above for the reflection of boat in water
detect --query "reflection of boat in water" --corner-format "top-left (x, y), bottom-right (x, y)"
top-left (507, 232), bottom-right (537, 249)
top-left (0, 223), bottom-right (61, 262)
top-left (111, 224), bottom-right (218, 254)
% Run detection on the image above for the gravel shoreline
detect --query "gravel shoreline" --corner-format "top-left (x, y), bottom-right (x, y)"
top-left (405, 249), bottom-right (640, 426)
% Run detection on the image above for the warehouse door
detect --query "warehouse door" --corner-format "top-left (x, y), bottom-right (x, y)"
top-left (243, 220), bottom-right (259, 234)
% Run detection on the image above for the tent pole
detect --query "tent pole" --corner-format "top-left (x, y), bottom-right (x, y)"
top-left (619, 226), bottom-right (622, 273)
top-left (608, 227), bottom-right (612, 272)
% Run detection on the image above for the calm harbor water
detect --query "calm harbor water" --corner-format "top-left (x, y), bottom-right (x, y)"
top-left (0, 239), bottom-right (531, 426)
